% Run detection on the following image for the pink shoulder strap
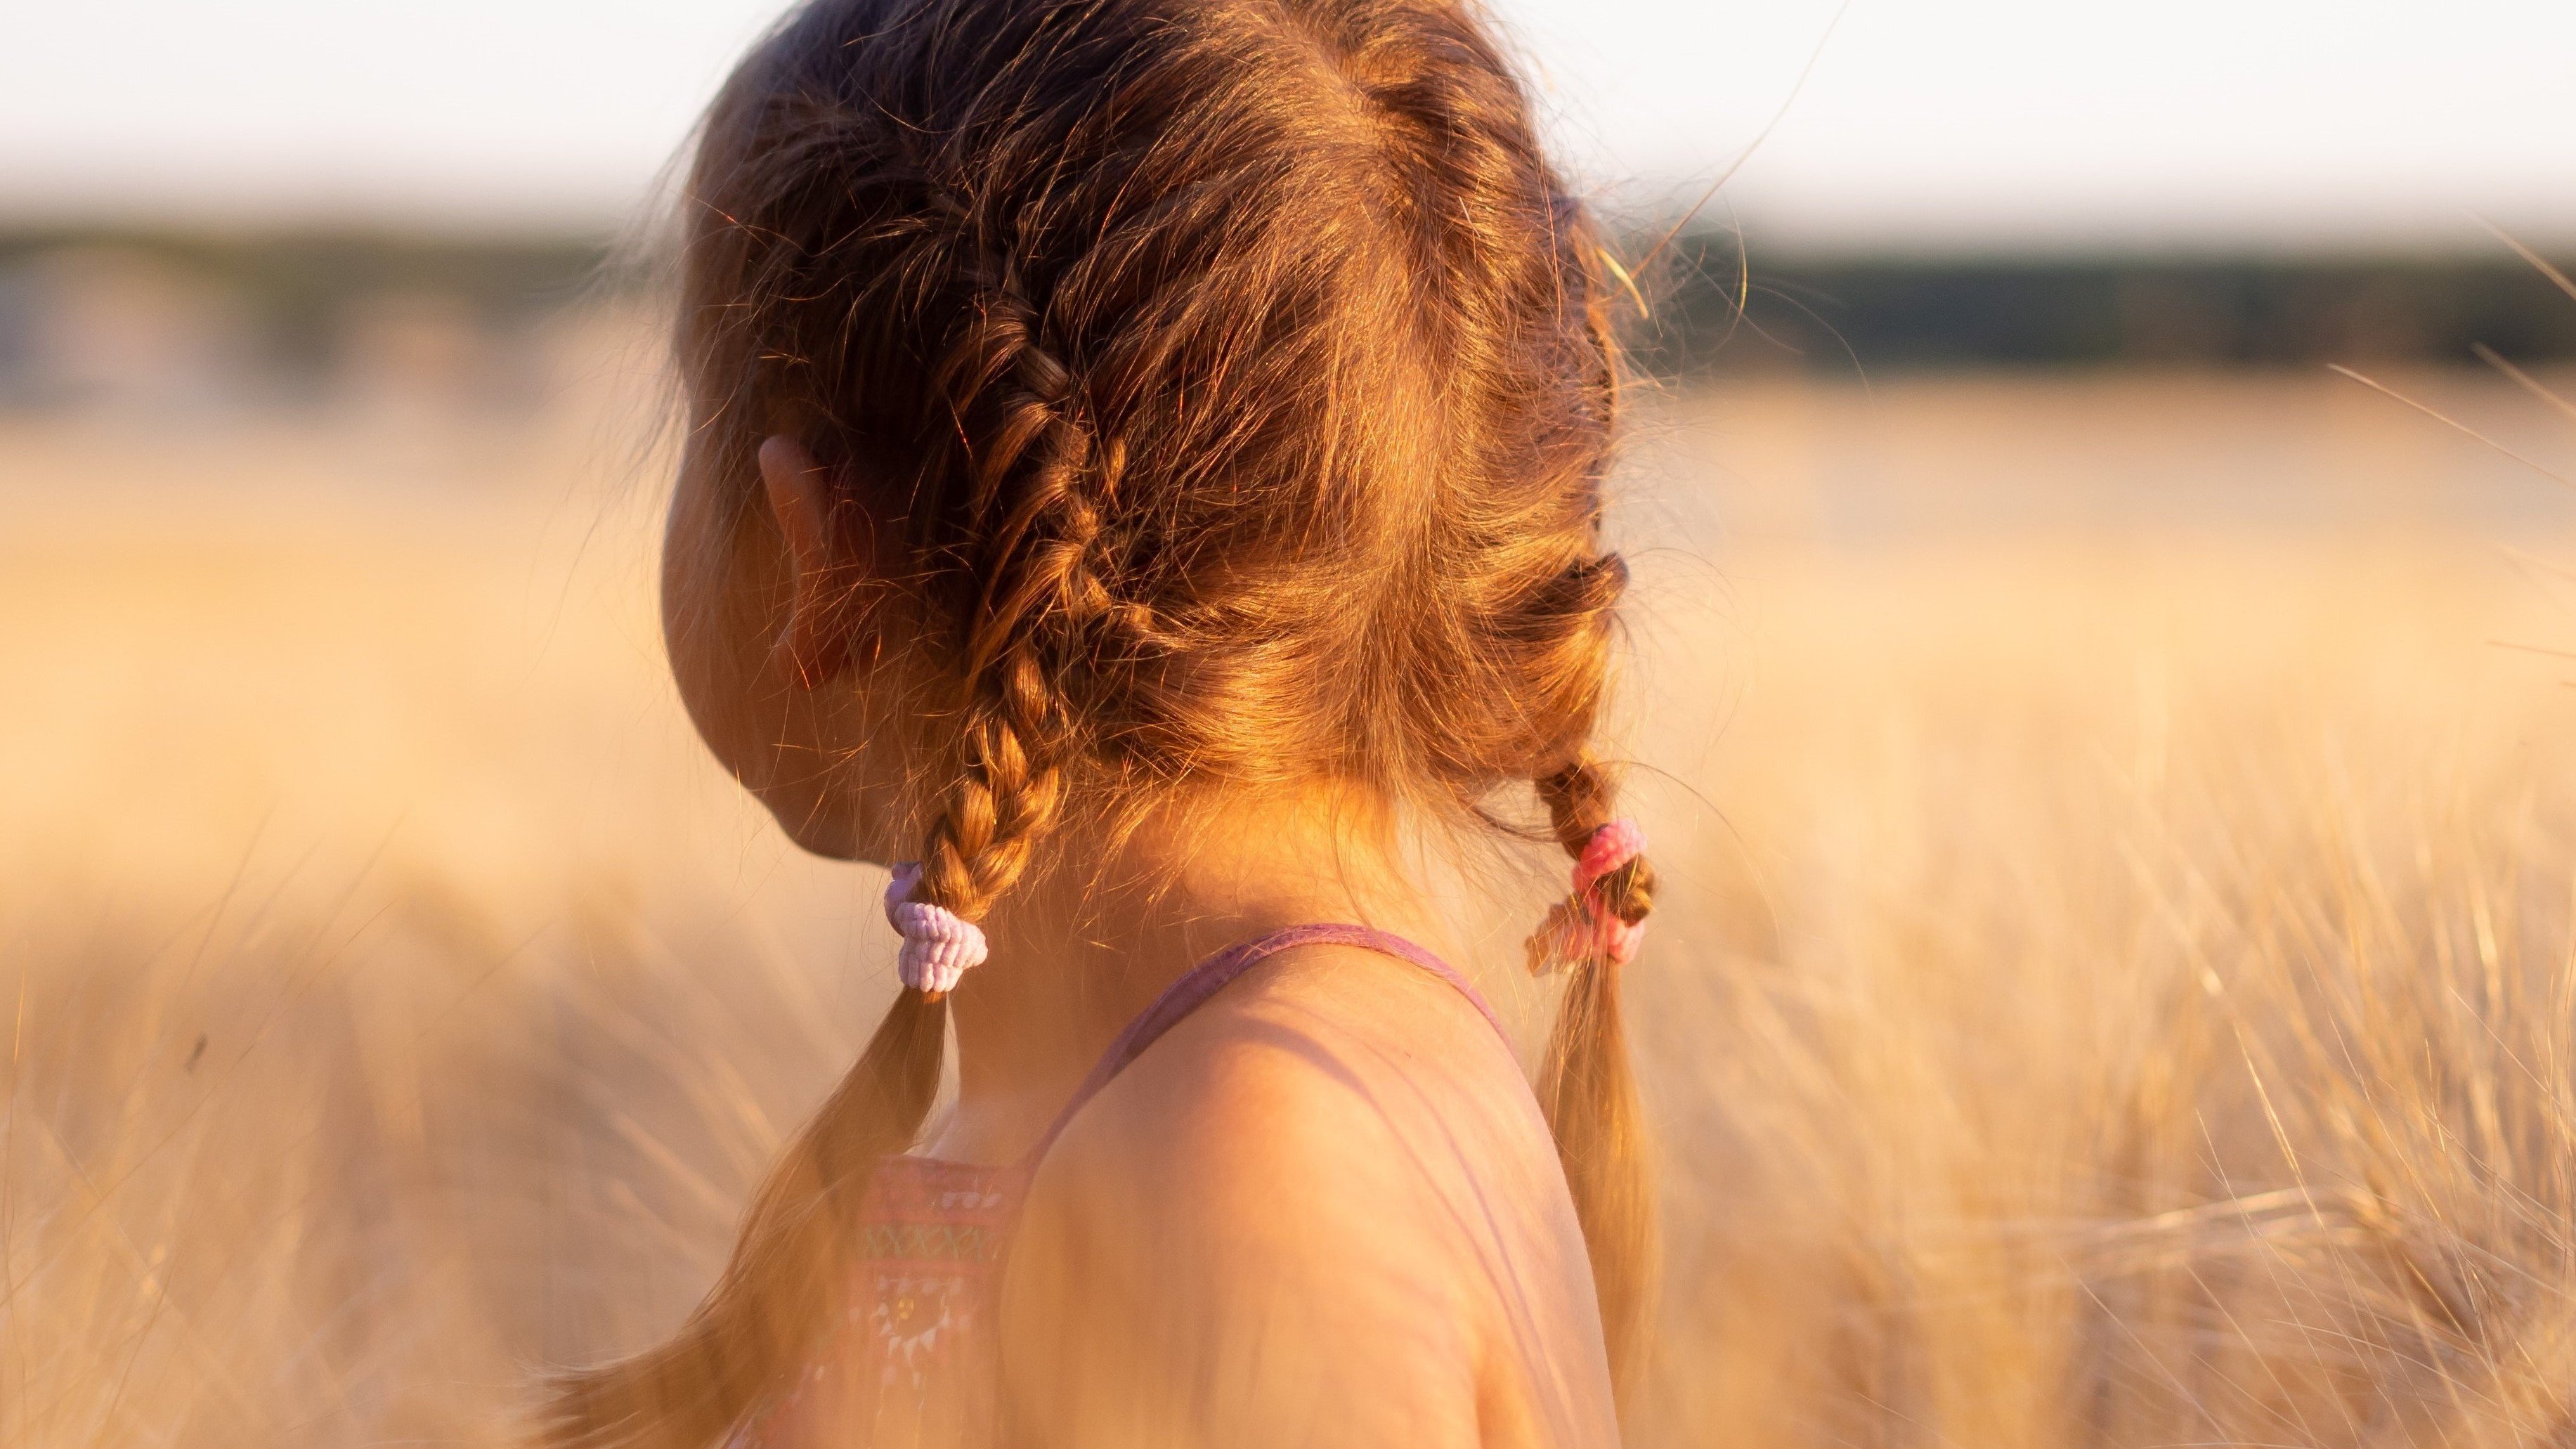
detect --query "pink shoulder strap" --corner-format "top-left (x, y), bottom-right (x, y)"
top-left (1022, 923), bottom-right (1509, 1169)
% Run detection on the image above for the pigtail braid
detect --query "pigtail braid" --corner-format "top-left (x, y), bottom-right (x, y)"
top-left (1535, 753), bottom-right (1658, 1391)
top-left (913, 251), bottom-right (1136, 917)
top-left (549, 218), bottom-right (1138, 1449)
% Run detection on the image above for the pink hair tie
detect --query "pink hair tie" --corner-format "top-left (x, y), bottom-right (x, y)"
top-left (1525, 819), bottom-right (1649, 975)
top-left (883, 861), bottom-right (988, 997)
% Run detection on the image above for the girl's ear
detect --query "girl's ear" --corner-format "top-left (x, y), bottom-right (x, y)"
top-left (757, 434), bottom-right (878, 690)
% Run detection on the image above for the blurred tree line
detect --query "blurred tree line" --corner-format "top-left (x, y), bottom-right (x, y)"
top-left (1632, 230), bottom-right (2576, 377)
top-left (3, 226), bottom-right (2572, 413)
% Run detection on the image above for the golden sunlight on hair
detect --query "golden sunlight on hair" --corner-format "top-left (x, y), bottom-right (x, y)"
top-left (549, 0), bottom-right (1656, 1443)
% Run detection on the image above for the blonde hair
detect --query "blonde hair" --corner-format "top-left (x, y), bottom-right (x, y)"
top-left (550, 0), bottom-right (1658, 1441)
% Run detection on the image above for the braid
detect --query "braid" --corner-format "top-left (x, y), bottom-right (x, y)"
top-left (1539, 753), bottom-right (1658, 925)
top-left (916, 652), bottom-right (1069, 918)
top-left (911, 249), bottom-right (1131, 919)
top-left (552, 192), bottom-right (1141, 1449)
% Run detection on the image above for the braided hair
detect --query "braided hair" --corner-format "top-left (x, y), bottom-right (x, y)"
top-left (549, 1), bottom-right (1657, 1441)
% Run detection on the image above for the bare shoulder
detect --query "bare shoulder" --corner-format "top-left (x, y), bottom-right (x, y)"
top-left (998, 944), bottom-right (1618, 1449)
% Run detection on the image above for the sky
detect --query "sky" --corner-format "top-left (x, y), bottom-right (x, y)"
top-left (4, 0), bottom-right (2572, 252)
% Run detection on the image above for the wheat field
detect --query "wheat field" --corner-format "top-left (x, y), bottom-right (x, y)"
top-left (8, 357), bottom-right (2576, 1447)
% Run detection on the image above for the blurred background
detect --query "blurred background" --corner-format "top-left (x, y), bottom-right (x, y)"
top-left (9, 3), bottom-right (2576, 1446)
top-left (9, 0), bottom-right (2576, 404)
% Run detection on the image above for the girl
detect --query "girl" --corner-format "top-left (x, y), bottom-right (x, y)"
top-left (550, 0), bottom-right (1658, 1443)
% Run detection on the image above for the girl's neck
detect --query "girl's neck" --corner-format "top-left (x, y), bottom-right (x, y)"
top-left (918, 786), bottom-right (1436, 1164)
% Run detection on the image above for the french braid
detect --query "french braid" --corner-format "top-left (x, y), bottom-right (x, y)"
top-left (913, 265), bottom-right (1103, 920)
top-left (551, 157), bottom-right (1136, 1449)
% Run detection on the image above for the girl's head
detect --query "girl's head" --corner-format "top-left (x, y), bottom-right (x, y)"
top-left (571, 0), bottom-right (1655, 1439)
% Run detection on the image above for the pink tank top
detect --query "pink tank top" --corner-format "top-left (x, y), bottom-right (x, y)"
top-left (731, 924), bottom-right (1507, 1448)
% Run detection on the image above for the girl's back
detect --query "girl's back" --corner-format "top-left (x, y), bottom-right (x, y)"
top-left (1010, 939), bottom-right (1617, 1447)
top-left (547, 1), bottom-right (1660, 1443)
top-left (743, 933), bottom-right (1614, 1447)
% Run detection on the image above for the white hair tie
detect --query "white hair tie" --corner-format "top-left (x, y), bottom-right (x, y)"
top-left (883, 861), bottom-right (989, 998)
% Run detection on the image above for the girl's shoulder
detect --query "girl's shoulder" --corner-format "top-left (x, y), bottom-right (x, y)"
top-left (1047, 937), bottom-right (1556, 1207)
top-left (999, 942), bottom-right (1618, 1447)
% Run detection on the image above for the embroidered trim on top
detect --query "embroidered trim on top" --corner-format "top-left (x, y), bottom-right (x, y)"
top-left (857, 1223), bottom-right (1007, 1263)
